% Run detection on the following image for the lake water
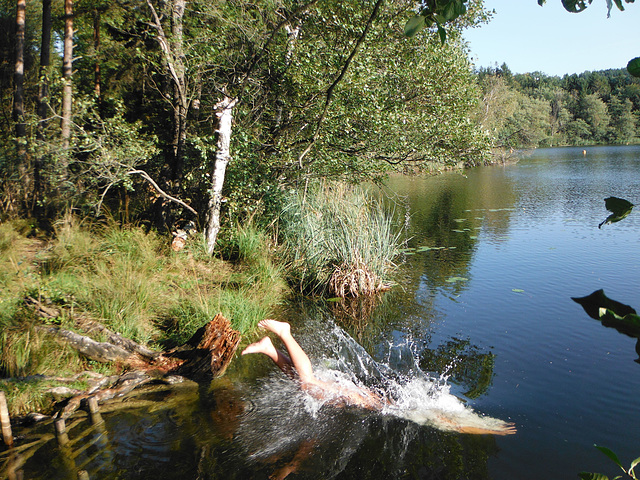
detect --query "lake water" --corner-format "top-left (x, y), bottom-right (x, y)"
top-left (5, 145), bottom-right (640, 479)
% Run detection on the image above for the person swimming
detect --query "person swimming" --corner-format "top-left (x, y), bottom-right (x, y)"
top-left (242, 319), bottom-right (516, 435)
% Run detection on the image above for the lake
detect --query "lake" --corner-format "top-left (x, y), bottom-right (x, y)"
top-left (5, 145), bottom-right (640, 479)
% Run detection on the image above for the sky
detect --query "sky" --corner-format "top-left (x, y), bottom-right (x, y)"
top-left (463, 0), bottom-right (640, 77)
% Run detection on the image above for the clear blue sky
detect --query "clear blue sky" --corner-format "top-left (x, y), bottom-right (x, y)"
top-left (463, 0), bottom-right (640, 77)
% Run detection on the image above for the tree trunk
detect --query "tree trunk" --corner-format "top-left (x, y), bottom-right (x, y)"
top-left (37, 0), bottom-right (52, 139)
top-left (35, 0), bottom-right (52, 212)
top-left (170, 0), bottom-right (187, 187)
top-left (93, 9), bottom-right (101, 102)
top-left (61, 0), bottom-right (73, 152)
top-left (205, 96), bottom-right (237, 255)
top-left (13, 0), bottom-right (26, 143)
top-left (13, 0), bottom-right (28, 207)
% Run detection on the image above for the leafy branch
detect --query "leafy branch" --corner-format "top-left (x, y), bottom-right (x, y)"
top-left (579, 446), bottom-right (640, 480)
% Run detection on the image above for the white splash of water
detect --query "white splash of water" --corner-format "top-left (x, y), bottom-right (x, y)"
top-left (305, 322), bottom-right (513, 433)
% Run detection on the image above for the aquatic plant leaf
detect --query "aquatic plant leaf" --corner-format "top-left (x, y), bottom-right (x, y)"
top-left (512, 289), bottom-right (524, 293)
top-left (599, 196), bottom-right (634, 228)
top-left (572, 289), bottom-right (636, 321)
top-left (446, 276), bottom-right (468, 283)
top-left (595, 445), bottom-right (624, 470)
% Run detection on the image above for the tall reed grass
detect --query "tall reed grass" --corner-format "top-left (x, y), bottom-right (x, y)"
top-left (280, 183), bottom-right (402, 297)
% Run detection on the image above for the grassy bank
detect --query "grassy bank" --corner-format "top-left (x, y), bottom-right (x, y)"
top-left (0, 215), bottom-right (286, 415)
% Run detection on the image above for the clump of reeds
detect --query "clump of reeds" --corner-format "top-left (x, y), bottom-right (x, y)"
top-left (280, 182), bottom-right (402, 297)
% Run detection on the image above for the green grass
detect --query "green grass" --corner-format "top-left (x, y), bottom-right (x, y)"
top-left (0, 216), bottom-right (287, 415)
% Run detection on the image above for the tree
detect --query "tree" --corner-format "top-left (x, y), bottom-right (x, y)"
top-left (37, 0), bottom-right (51, 141)
top-left (580, 93), bottom-right (611, 142)
top-left (61, 0), bottom-right (74, 153)
top-left (12, 0), bottom-right (25, 145)
top-left (0, 0), bottom-right (492, 245)
top-left (12, 0), bottom-right (27, 210)
top-left (608, 96), bottom-right (636, 143)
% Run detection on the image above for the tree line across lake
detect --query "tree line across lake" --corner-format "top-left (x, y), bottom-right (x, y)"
top-left (477, 64), bottom-right (640, 149)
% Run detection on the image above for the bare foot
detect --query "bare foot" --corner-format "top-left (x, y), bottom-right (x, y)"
top-left (258, 319), bottom-right (291, 338)
top-left (242, 336), bottom-right (277, 357)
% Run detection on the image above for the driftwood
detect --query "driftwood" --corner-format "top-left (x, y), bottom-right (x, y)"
top-left (27, 299), bottom-right (241, 418)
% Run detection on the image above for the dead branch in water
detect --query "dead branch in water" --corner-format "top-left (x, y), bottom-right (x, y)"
top-left (26, 299), bottom-right (241, 419)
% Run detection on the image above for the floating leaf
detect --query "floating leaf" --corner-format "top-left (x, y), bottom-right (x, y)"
top-left (598, 196), bottom-right (634, 228)
top-left (446, 276), bottom-right (468, 283)
top-left (512, 289), bottom-right (525, 293)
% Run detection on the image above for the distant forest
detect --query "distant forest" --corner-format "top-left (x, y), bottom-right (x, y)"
top-left (476, 64), bottom-right (640, 149)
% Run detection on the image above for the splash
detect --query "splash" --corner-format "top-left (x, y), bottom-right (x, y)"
top-left (304, 322), bottom-right (514, 434)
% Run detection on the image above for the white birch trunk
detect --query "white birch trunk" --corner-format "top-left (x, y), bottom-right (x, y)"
top-left (205, 96), bottom-right (237, 255)
top-left (61, 0), bottom-right (73, 150)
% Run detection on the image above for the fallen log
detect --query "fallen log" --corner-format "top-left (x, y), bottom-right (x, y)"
top-left (37, 325), bottom-right (133, 364)
top-left (33, 310), bottom-right (241, 418)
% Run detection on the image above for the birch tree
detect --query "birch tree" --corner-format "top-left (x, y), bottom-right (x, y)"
top-left (61, 0), bottom-right (74, 153)
top-left (205, 96), bottom-right (237, 254)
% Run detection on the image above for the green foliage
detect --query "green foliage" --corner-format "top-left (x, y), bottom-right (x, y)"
top-left (279, 183), bottom-right (402, 296)
top-left (476, 66), bottom-right (640, 148)
top-left (579, 446), bottom-right (640, 480)
top-left (628, 58), bottom-right (640, 78)
top-left (0, 0), bottom-right (493, 228)
top-left (405, 0), bottom-right (469, 41)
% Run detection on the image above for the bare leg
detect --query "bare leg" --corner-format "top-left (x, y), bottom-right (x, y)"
top-left (242, 336), bottom-right (297, 380)
top-left (257, 320), bottom-right (316, 383)
top-left (456, 423), bottom-right (517, 435)
top-left (244, 320), bottom-right (385, 410)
